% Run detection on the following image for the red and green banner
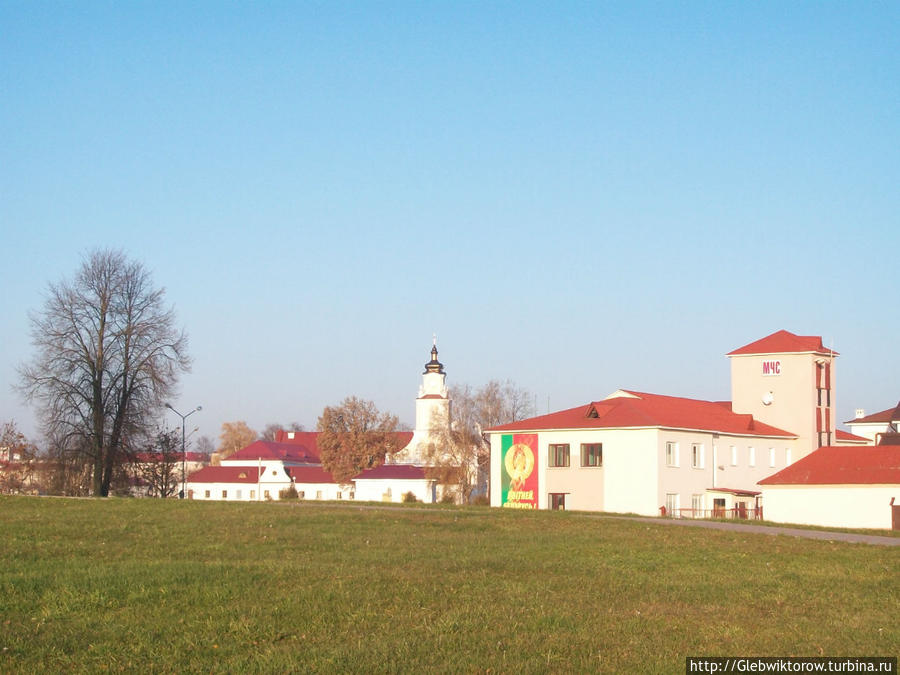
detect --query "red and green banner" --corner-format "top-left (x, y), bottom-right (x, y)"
top-left (501, 433), bottom-right (538, 509)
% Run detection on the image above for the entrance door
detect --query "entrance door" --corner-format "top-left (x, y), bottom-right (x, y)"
top-left (713, 498), bottom-right (726, 518)
top-left (550, 493), bottom-right (566, 510)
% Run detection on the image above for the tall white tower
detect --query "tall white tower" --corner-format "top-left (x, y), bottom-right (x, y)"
top-left (395, 338), bottom-right (451, 464)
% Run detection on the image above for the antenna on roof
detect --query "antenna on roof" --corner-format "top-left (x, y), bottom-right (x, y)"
top-left (433, 332), bottom-right (437, 347)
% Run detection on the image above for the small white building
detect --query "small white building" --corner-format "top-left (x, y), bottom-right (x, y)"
top-left (759, 445), bottom-right (900, 530)
top-left (845, 403), bottom-right (900, 444)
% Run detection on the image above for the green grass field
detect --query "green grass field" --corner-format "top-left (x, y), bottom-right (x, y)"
top-left (1, 496), bottom-right (897, 673)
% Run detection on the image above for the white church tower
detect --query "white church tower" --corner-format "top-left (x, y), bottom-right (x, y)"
top-left (394, 338), bottom-right (451, 465)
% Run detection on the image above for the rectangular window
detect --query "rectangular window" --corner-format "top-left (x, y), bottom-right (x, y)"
top-left (665, 493), bottom-right (680, 517)
top-left (730, 446), bottom-right (738, 466)
top-left (548, 444), bottom-right (570, 467)
top-left (264, 490), bottom-right (270, 499)
top-left (549, 493), bottom-right (566, 510)
top-left (349, 491), bottom-right (355, 500)
top-left (748, 447), bottom-right (756, 467)
top-left (691, 494), bottom-right (704, 518)
top-left (691, 443), bottom-right (704, 469)
top-left (222, 490), bottom-right (228, 499)
top-left (785, 448), bottom-right (792, 466)
top-left (580, 443), bottom-right (602, 467)
top-left (236, 489), bottom-right (242, 499)
top-left (768, 448), bottom-right (776, 468)
top-left (250, 490), bottom-right (255, 500)
top-left (336, 492), bottom-right (343, 500)
top-left (204, 490), bottom-right (210, 499)
top-left (665, 442), bottom-right (679, 467)
top-left (316, 490), bottom-right (323, 500)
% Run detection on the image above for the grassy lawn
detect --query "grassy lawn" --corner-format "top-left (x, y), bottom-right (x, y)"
top-left (1, 497), bottom-right (897, 673)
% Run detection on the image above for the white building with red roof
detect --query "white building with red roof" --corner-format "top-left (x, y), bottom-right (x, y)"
top-left (487, 330), bottom-right (890, 522)
top-left (845, 403), bottom-right (900, 445)
top-left (759, 445), bottom-right (900, 529)
top-left (185, 344), bottom-right (450, 503)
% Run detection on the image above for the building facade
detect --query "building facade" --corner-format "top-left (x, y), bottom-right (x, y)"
top-left (487, 330), bottom-right (876, 519)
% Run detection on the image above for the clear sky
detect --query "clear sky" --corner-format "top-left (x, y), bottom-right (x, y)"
top-left (2, 2), bottom-right (898, 445)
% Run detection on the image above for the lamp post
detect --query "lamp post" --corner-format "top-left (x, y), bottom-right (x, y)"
top-left (165, 403), bottom-right (202, 499)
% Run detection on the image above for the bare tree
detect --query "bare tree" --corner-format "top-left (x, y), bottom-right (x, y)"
top-left (424, 381), bottom-right (534, 502)
top-left (259, 421), bottom-right (304, 441)
top-left (18, 249), bottom-right (190, 496)
top-left (0, 421), bottom-right (38, 494)
top-left (317, 397), bottom-right (401, 483)
top-left (128, 428), bottom-right (182, 498)
top-left (195, 435), bottom-right (216, 459)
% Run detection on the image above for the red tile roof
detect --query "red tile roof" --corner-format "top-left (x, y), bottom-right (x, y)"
top-left (287, 466), bottom-right (338, 484)
top-left (228, 440), bottom-right (320, 463)
top-left (356, 464), bottom-right (428, 480)
top-left (487, 390), bottom-right (795, 438)
top-left (269, 431), bottom-right (415, 459)
top-left (845, 402), bottom-right (900, 425)
top-left (187, 466), bottom-right (261, 483)
top-left (727, 330), bottom-right (838, 357)
top-left (758, 446), bottom-right (900, 485)
top-left (835, 429), bottom-right (870, 443)
top-left (132, 451), bottom-right (208, 463)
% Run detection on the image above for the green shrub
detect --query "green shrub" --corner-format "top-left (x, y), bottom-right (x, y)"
top-left (402, 491), bottom-right (417, 503)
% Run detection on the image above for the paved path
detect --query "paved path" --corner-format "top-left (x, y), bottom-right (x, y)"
top-left (597, 514), bottom-right (900, 547)
top-left (298, 501), bottom-right (900, 547)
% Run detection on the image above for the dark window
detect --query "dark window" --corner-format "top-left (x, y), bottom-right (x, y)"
top-left (580, 443), bottom-right (602, 467)
top-left (550, 493), bottom-right (566, 510)
top-left (548, 444), bottom-right (570, 467)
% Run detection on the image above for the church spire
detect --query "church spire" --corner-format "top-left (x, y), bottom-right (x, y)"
top-left (424, 336), bottom-right (445, 374)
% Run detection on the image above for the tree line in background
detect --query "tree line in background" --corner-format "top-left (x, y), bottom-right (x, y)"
top-left (5, 248), bottom-right (533, 499)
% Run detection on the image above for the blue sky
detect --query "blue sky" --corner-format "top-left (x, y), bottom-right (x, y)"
top-left (2, 2), bottom-right (898, 444)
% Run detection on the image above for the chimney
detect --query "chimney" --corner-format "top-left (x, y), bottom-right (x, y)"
top-left (855, 408), bottom-right (865, 419)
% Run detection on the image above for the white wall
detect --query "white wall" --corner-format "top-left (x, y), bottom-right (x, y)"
top-left (354, 478), bottom-right (434, 503)
top-left (762, 485), bottom-right (899, 530)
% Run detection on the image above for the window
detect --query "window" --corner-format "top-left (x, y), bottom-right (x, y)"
top-left (550, 493), bottom-right (566, 510)
top-left (730, 446), bottom-right (738, 466)
top-left (236, 489), bottom-right (242, 500)
top-left (691, 494), bottom-right (704, 518)
top-left (250, 490), bottom-right (255, 500)
top-left (264, 490), bottom-right (270, 499)
top-left (204, 490), bottom-right (210, 499)
top-left (768, 448), bottom-right (776, 468)
top-left (222, 490), bottom-right (228, 499)
top-left (785, 448), bottom-right (792, 466)
top-left (316, 490), bottom-right (323, 500)
top-left (549, 444), bottom-right (570, 467)
top-left (665, 442), bottom-right (679, 467)
top-left (580, 443), bottom-right (602, 467)
top-left (336, 492), bottom-right (343, 500)
top-left (349, 491), bottom-right (355, 500)
top-left (691, 443), bottom-right (704, 469)
top-left (665, 493), bottom-right (680, 516)
top-left (748, 447), bottom-right (756, 467)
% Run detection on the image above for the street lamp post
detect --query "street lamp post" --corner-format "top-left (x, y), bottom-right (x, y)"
top-left (165, 403), bottom-right (202, 499)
